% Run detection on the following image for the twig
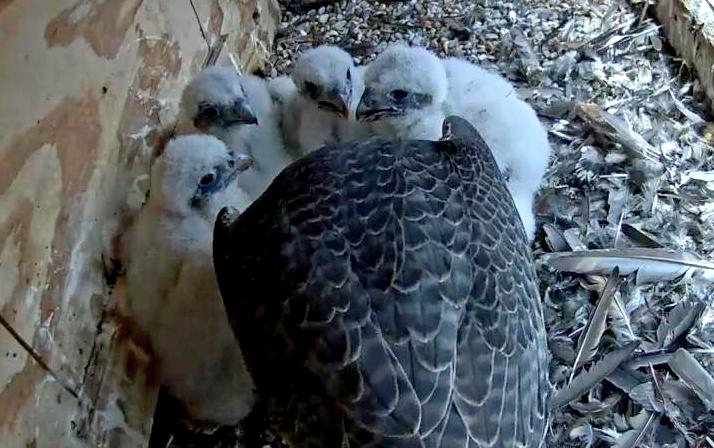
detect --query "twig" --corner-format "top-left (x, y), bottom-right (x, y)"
top-left (0, 312), bottom-right (79, 399)
top-left (229, 53), bottom-right (243, 76)
top-left (188, 0), bottom-right (210, 51)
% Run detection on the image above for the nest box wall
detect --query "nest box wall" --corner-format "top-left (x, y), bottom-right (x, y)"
top-left (0, 1), bottom-right (279, 446)
top-left (655, 0), bottom-right (714, 111)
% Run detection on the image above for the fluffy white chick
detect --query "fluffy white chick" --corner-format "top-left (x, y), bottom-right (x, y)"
top-left (441, 57), bottom-right (551, 240)
top-left (178, 66), bottom-right (293, 200)
top-left (356, 45), bottom-right (551, 240)
top-left (356, 44), bottom-right (447, 140)
top-left (267, 75), bottom-right (298, 119)
top-left (279, 45), bottom-right (369, 154)
top-left (266, 74), bottom-right (300, 152)
top-left (123, 134), bottom-right (254, 427)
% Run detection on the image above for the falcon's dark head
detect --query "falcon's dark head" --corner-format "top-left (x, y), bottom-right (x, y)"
top-left (152, 134), bottom-right (252, 219)
top-left (181, 66), bottom-right (258, 132)
top-left (291, 45), bottom-right (357, 119)
top-left (439, 115), bottom-right (492, 156)
top-left (356, 44), bottom-right (447, 122)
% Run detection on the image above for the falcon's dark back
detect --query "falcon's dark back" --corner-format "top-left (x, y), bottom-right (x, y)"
top-left (214, 121), bottom-right (549, 448)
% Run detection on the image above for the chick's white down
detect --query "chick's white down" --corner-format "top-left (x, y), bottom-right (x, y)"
top-left (359, 44), bottom-right (447, 140)
top-left (122, 135), bottom-right (254, 426)
top-left (271, 45), bottom-right (369, 155)
top-left (358, 44), bottom-right (552, 239)
top-left (179, 66), bottom-right (293, 201)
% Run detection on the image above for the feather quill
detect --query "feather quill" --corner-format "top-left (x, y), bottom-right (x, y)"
top-left (569, 267), bottom-right (620, 382)
top-left (541, 248), bottom-right (714, 284)
top-left (552, 341), bottom-right (640, 409)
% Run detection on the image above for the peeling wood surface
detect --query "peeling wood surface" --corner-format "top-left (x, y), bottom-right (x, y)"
top-left (655, 0), bottom-right (714, 110)
top-left (0, 1), bottom-right (279, 447)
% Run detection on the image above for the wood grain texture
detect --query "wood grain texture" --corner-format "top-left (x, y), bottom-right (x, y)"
top-left (0, 1), bottom-right (279, 446)
top-left (655, 0), bottom-right (714, 110)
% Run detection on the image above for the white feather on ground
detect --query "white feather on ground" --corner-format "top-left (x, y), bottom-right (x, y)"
top-left (122, 135), bottom-right (254, 427)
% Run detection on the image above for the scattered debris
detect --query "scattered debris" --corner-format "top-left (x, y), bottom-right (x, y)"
top-left (570, 268), bottom-right (621, 380)
top-left (553, 341), bottom-right (641, 409)
top-left (271, 0), bottom-right (714, 445)
top-left (669, 348), bottom-right (714, 411)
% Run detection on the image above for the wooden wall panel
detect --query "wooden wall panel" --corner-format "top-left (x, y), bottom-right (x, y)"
top-left (655, 0), bottom-right (714, 110)
top-left (0, 1), bottom-right (279, 446)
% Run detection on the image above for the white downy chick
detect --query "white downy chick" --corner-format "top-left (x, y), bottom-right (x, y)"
top-left (178, 66), bottom-right (293, 200)
top-left (356, 44), bottom-right (447, 141)
top-left (441, 57), bottom-right (552, 240)
top-left (122, 134), bottom-right (254, 427)
top-left (357, 44), bottom-right (551, 240)
top-left (281, 45), bottom-right (369, 154)
top-left (266, 74), bottom-right (301, 157)
top-left (267, 74), bottom-right (299, 125)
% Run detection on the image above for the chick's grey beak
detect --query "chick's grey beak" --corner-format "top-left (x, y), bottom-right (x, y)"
top-left (232, 153), bottom-right (254, 174)
top-left (318, 90), bottom-right (350, 119)
top-left (226, 98), bottom-right (258, 125)
top-left (356, 91), bottom-right (400, 122)
top-left (355, 95), bottom-right (370, 122)
top-left (226, 151), bottom-right (254, 176)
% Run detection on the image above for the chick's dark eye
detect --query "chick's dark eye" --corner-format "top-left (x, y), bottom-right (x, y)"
top-left (391, 89), bottom-right (408, 100)
top-left (346, 69), bottom-right (352, 81)
top-left (304, 81), bottom-right (318, 95)
top-left (200, 105), bottom-right (219, 120)
top-left (199, 172), bottom-right (216, 186)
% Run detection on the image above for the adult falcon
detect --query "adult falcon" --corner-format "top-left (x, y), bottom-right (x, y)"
top-left (213, 116), bottom-right (549, 448)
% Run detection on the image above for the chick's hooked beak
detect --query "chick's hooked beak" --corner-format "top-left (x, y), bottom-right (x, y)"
top-left (318, 88), bottom-right (350, 119)
top-left (225, 98), bottom-right (258, 125)
top-left (356, 89), bottom-right (401, 122)
top-left (226, 151), bottom-right (255, 179)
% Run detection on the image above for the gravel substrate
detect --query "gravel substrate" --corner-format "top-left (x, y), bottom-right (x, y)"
top-left (270, 0), bottom-right (714, 446)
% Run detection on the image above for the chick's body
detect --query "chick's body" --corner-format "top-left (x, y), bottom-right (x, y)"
top-left (123, 135), bottom-right (254, 426)
top-left (273, 45), bottom-right (370, 155)
top-left (179, 66), bottom-right (293, 202)
top-left (441, 57), bottom-right (551, 240)
top-left (357, 45), bottom-right (552, 240)
top-left (213, 117), bottom-right (549, 447)
top-left (220, 74), bottom-right (294, 200)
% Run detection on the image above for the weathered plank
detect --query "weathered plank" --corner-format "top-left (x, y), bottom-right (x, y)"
top-left (655, 0), bottom-right (714, 110)
top-left (0, 1), bottom-right (279, 447)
